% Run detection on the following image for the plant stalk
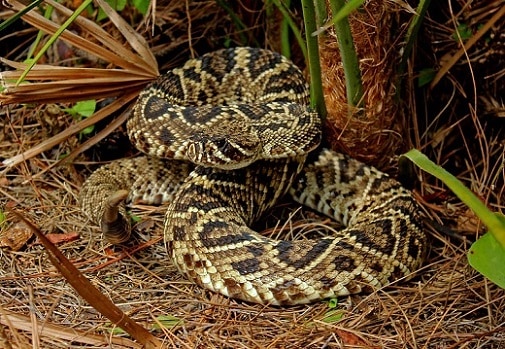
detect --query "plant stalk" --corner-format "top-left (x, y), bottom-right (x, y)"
top-left (301, 0), bottom-right (327, 119)
top-left (328, 0), bottom-right (364, 108)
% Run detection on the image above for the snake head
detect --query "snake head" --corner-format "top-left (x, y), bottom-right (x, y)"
top-left (186, 121), bottom-right (261, 169)
top-left (186, 135), bottom-right (259, 170)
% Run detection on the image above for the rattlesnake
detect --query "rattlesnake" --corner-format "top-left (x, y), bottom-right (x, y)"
top-left (80, 47), bottom-right (425, 305)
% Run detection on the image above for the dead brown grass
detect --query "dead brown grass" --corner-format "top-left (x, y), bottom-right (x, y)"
top-left (1, 0), bottom-right (504, 348)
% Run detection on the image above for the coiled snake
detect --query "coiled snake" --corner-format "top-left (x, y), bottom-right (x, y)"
top-left (80, 47), bottom-right (425, 305)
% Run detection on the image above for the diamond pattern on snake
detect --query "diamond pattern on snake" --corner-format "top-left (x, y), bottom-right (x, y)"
top-left (80, 47), bottom-right (426, 305)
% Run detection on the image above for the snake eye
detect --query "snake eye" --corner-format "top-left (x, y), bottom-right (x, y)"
top-left (213, 137), bottom-right (234, 156)
top-left (214, 138), bottom-right (228, 150)
top-left (214, 137), bottom-right (244, 163)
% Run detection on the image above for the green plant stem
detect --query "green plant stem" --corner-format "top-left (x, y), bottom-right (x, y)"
top-left (328, 0), bottom-right (364, 108)
top-left (273, 0), bottom-right (307, 60)
top-left (313, 0), bottom-right (327, 27)
top-left (271, 0), bottom-right (307, 60)
top-left (278, 0), bottom-right (292, 58)
top-left (402, 149), bottom-right (505, 249)
top-left (301, 0), bottom-right (326, 119)
top-left (27, 3), bottom-right (55, 60)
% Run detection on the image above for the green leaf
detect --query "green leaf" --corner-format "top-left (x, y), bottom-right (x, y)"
top-left (301, 0), bottom-right (326, 117)
top-left (23, 58), bottom-right (36, 65)
top-left (73, 100), bottom-right (96, 117)
top-left (270, 0), bottom-right (306, 60)
top-left (96, 8), bottom-right (108, 22)
top-left (402, 149), bottom-right (505, 289)
top-left (327, 298), bottom-right (338, 308)
top-left (402, 149), bottom-right (505, 249)
top-left (312, 0), bottom-right (364, 36)
top-left (452, 23), bottom-right (473, 41)
top-left (418, 68), bottom-right (436, 87)
top-left (321, 309), bottom-right (344, 323)
top-left (80, 125), bottom-right (95, 135)
top-left (151, 315), bottom-right (183, 330)
top-left (104, 323), bottom-right (127, 335)
top-left (97, 0), bottom-right (128, 21)
top-left (468, 229), bottom-right (505, 289)
top-left (0, 210), bottom-right (6, 229)
top-left (114, 0), bottom-right (128, 11)
top-left (327, 0), bottom-right (364, 108)
top-left (131, 0), bottom-right (150, 15)
top-left (65, 100), bottom-right (96, 118)
top-left (327, 0), bottom-right (364, 25)
top-left (27, 3), bottom-right (55, 61)
top-left (130, 213), bottom-right (142, 223)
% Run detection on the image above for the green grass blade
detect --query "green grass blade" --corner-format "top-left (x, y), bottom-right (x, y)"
top-left (402, 149), bottom-right (505, 248)
top-left (402, 149), bottom-right (505, 289)
top-left (16, 0), bottom-right (94, 86)
top-left (326, 0), bottom-right (363, 28)
top-left (27, 3), bottom-right (55, 60)
top-left (0, 0), bottom-right (45, 33)
top-left (270, 0), bottom-right (307, 60)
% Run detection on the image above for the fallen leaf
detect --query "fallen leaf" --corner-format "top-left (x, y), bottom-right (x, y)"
top-left (0, 177), bottom-right (9, 186)
top-left (335, 329), bottom-right (379, 348)
top-left (0, 221), bottom-right (33, 251)
top-left (44, 232), bottom-right (80, 244)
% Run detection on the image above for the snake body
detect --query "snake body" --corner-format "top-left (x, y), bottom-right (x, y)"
top-left (80, 47), bottom-right (425, 305)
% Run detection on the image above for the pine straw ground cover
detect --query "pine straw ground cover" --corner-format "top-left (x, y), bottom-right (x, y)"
top-left (1, 0), bottom-right (505, 348)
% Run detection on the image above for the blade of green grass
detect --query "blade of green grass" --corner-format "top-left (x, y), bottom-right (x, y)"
top-left (402, 149), bottom-right (505, 289)
top-left (313, 0), bottom-right (364, 35)
top-left (402, 149), bottom-right (505, 248)
top-left (16, 0), bottom-right (94, 86)
top-left (313, 0), bottom-right (327, 27)
top-left (0, 0), bottom-right (45, 33)
top-left (270, 0), bottom-right (307, 60)
top-left (26, 3), bottom-right (55, 61)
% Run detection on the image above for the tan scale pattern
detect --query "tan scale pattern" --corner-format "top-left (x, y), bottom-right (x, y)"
top-left (80, 47), bottom-right (425, 305)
